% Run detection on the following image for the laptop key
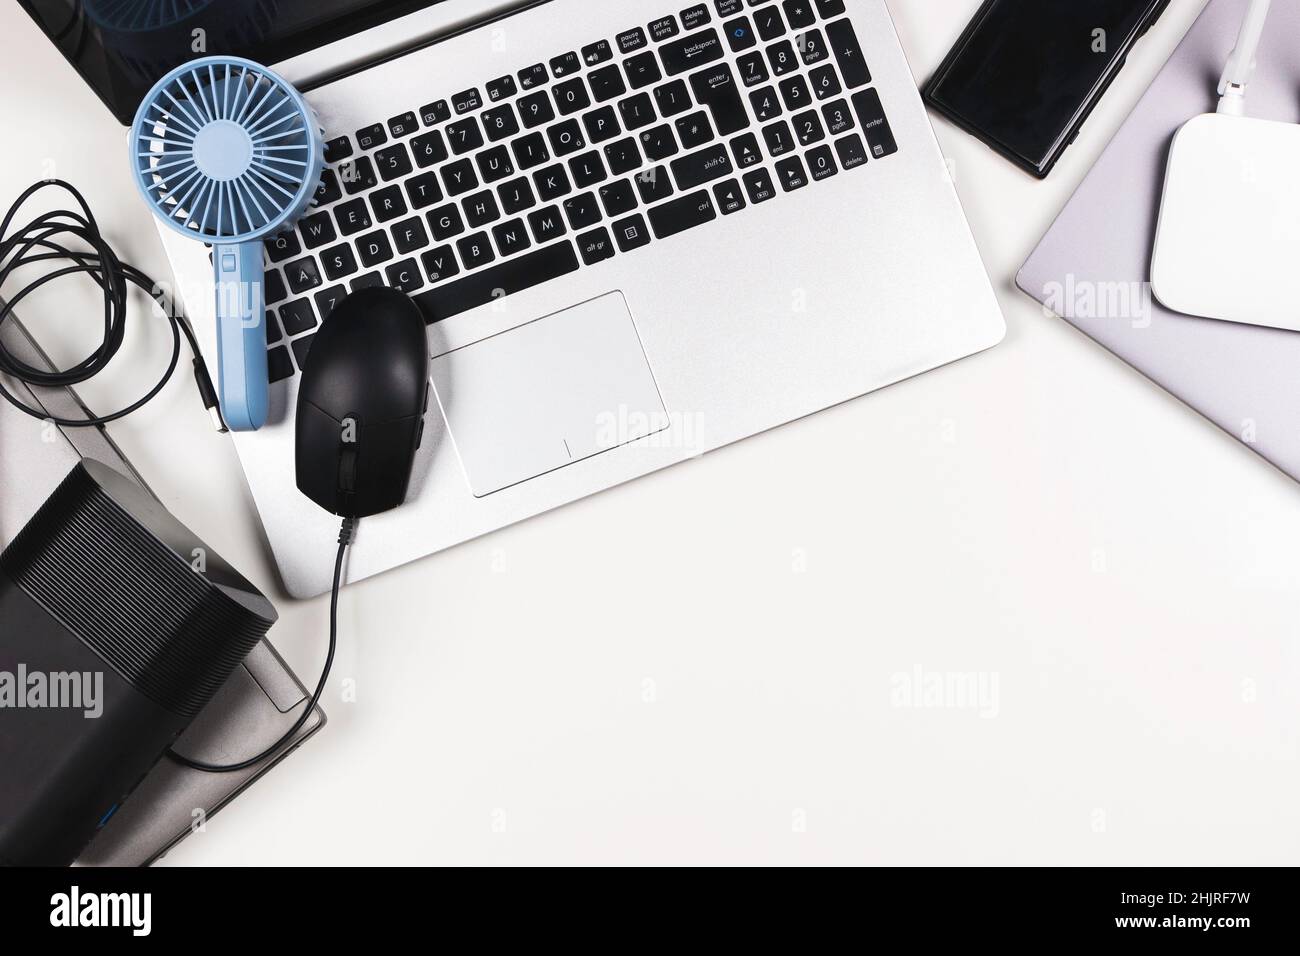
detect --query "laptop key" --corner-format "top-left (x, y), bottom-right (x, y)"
top-left (833, 132), bottom-right (868, 169)
top-left (806, 144), bottom-right (838, 181)
top-left (284, 257), bottom-right (323, 294)
top-left (313, 168), bottom-right (342, 206)
top-left (266, 310), bottom-right (281, 344)
top-left (279, 298), bottom-right (316, 335)
top-left (392, 216), bottom-right (429, 254)
top-left (483, 104), bottom-right (520, 141)
top-left (826, 18), bottom-right (870, 88)
top-left (421, 245), bottom-right (460, 283)
top-left (650, 16), bottom-right (680, 42)
top-left (554, 77), bottom-right (592, 115)
top-left (822, 98), bottom-right (854, 135)
top-left (603, 137), bottom-right (642, 175)
top-left (659, 27), bottom-right (725, 74)
top-left (724, 16), bottom-right (756, 52)
top-left (589, 65), bottom-right (627, 103)
top-left (412, 130), bottom-right (449, 167)
top-left (351, 273), bottom-right (383, 290)
top-left (576, 226), bottom-right (616, 264)
top-left (763, 120), bottom-right (795, 156)
top-left (618, 92), bottom-right (656, 130)
top-left (775, 155), bottom-right (808, 190)
top-left (617, 27), bottom-right (649, 54)
top-left (583, 39), bottom-right (614, 66)
top-left (810, 64), bottom-right (841, 100)
top-left (675, 111), bottom-right (714, 149)
top-left (569, 151), bottom-right (607, 189)
top-left (648, 190), bottom-right (717, 239)
top-left (314, 285), bottom-right (347, 321)
top-left (671, 143), bottom-right (733, 189)
top-left (751, 86), bottom-right (782, 120)
top-left (323, 136), bottom-right (353, 163)
top-left (385, 258), bottom-right (425, 294)
top-left (782, 0), bottom-right (816, 28)
top-left (599, 179), bottom-right (638, 216)
top-left (513, 131), bottom-right (551, 169)
top-left (266, 270), bottom-right (288, 305)
top-left (683, 4), bottom-right (711, 29)
top-left (563, 191), bottom-right (602, 229)
top-left (457, 232), bottom-right (496, 270)
top-left (815, 0), bottom-right (846, 15)
top-left (527, 204), bottom-right (568, 243)
top-left (370, 184), bottom-right (407, 222)
top-left (547, 119), bottom-right (587, 157)
top-left (754, 5), bottom-right (786, 41)
top-left (612, 213), bottom-right (652, 251)
top-left (463, 190), bottom-right (501, 228)
top-left (420, 100), bottom-right (451, 125)
top-left (335, 197), bottom-right (372, 235)
top-left (518, 64), bottom-right (548, 90)
top-left (743, 166), bottom-right (777, 202)
top-left (779, 74), bottom-right (811, 111)
top-left (453, 88), bottom-right (482, 113)
top-left (716, 0), bottom-right (742, 13)
top-left (356, 123), bottom-right (386, 150)
top-left (447, 117), bottom-right (485, 154)
top-left (641, 124), bottom-right (679, 161)
top-left (625, 51), bottom-right (663, 90)
top-left (583, 106), bottom-right (622, 143)
top-left (357, 229), bottom-right (395, 266)
top-left (737, 51), bottom-right (769, 86)
top-left (265, 230), bottom-right (300, 262)
top-left (486, 74), bottom-right (517, 102)
top-left (636, 165), bottom-right (675, 203)
top-left (442, 158), bottom-right (479, 196)
top-left (654, 79), bottom-right (692, 117)
top-left (499, 177), bottom-right (537, 214)
top-left (731, 131), bottom-right (763, 167)
top-left (534, 164), bottom-right (573, 202)
top-left (321, 242), bottom-right (358, 280)
top-left (492, 218), bottom-right (532, 257)
top-left (792, 109), bottom-right (825, 146)
top-left (689, 63), bottom-right (748, 136)
top-left (551, 51), bottom-right (582, 78)
top-left (298, 211), bottom-right (336, 249)
top-left (712, 178), bottom-right (746, 214)
top-left (406, 171), bottom-right (444, 209)
top-left (340, 156), bottom-right (377, 194)
top-left (268, 346), bottom-right (293, 382)
top-left (851, 88), bottom-right (897, 158)
top-left (796, 28), bottom-right (827, 64)
top-left (388, 111), bottom-right (419, 138)
top-left (768, 40), bottom-right (798, 76)
top-left (428, 203), bottom-right (467, 240)
top-left (291, 334), bottom-right (314, 370)
top-left (476, 145), bottom-right (515, 183)
top-left (412, 242), bottom-right (580, 322)
top-left (519, 91), bottom-right (556, 128)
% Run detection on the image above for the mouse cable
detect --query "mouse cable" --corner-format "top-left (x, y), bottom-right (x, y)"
top-left (0, 179), bottom-right (225, 431)
top-left (167, 516), bottom-right (356, 773)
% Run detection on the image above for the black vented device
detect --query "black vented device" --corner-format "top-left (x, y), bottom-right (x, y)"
top-left (0, 460), bottom-right (276, 866)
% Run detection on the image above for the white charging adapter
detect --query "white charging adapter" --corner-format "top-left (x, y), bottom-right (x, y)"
top-left (1150, 0), bottom-right (1300, 332)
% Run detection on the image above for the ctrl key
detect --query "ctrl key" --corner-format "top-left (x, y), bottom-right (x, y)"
top-left (577, 226), bottom-right (617, 264)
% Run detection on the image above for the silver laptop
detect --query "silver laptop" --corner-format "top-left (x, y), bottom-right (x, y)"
top-left (141, 0), bottom-right (1005, 597)
top-left (1019, 0), bottom-right (1300, 483)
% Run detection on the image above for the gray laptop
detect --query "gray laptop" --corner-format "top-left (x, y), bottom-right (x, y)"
top-left (0, 315), bottom-right (323, 867)
top-left (82, 0), bottom-right (1005, 597)
top-left (1018, 0), bottom-right (1300, 482)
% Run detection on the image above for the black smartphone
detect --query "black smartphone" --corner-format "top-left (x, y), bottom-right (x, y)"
top-left (923, 0), bottom-right (1170, 178)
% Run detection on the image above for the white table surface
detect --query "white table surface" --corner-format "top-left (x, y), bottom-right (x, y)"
top-left (3, 0), bottom-right (1296, 866)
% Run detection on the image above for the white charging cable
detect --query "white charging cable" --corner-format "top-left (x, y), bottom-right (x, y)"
top-left (1217, 0), bottom-right (1273, 115)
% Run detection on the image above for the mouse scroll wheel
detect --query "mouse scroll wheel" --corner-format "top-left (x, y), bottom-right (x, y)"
top-left (338, 442), bottom-right (359, 494)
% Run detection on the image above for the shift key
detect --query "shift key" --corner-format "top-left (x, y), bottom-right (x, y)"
top-left (689, 63), bottom-right (749, 136)
top-left (648, 190), bottom-right (717, 239)
top-left (671, 143), bottom-right (734, 189)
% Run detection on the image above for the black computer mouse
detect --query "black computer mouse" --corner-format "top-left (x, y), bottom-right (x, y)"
top-left (295, 286), bottom-right (430, 519)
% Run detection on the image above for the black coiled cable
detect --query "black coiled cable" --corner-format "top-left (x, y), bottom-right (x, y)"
top-left (0, 179), bottom-right (224, 429)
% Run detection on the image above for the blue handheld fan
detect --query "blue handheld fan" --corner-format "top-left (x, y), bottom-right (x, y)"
top-left (130, 56), bottom-right (323, 430)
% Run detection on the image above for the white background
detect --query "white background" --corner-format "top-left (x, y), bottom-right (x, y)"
top-left (2, 0), bottom-right (1296, 865)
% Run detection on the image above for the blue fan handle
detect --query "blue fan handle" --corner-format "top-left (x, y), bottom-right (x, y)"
top-left (212, 242), bottom-right (270, 431)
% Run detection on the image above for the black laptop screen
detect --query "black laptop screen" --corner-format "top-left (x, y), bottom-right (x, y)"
top-left (20, 0), bottom-right (448, 124)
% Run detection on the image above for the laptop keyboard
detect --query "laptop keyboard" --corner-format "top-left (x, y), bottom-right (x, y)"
top-left (262, 0), bottom-right (898, 383)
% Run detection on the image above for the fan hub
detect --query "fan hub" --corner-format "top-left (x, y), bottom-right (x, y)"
top-left (191, 120), bottom-right (253, 182)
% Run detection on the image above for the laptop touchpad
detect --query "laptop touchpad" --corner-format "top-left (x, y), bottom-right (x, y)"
top-left (430, 292), bottom-right (668, 497)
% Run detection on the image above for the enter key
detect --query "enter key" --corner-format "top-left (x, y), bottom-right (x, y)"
top-left (689, 63), bottom-right (749, 136)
